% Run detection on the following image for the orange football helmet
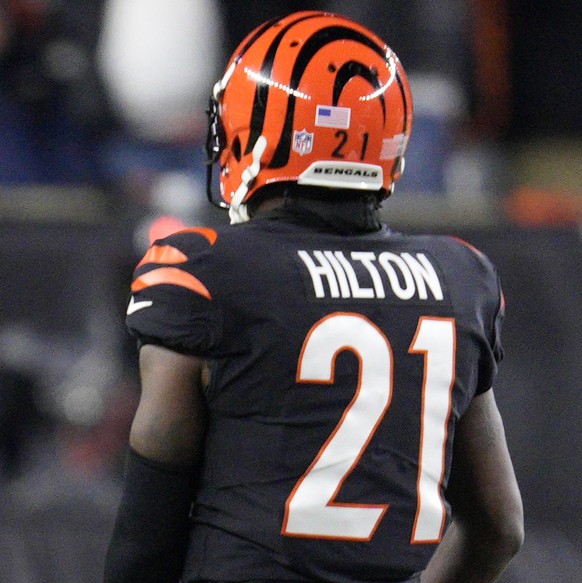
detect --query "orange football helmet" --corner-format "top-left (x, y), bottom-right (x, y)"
top-left (205, 11), bottom-right (413, 223)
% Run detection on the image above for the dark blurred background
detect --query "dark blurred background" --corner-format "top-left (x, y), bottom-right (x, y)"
top-left (0, 1), bottom-right (580, 581)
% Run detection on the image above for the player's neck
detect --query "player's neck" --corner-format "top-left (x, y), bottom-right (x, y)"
top-left (255, 190), bottom-right (383, 234)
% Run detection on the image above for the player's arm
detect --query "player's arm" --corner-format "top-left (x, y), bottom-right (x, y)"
top-left (421, 389), bottom-right (524, 583)
top-left (104, 344), bottom-right (207, 583)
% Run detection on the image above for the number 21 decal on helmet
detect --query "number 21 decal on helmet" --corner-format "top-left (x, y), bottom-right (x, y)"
top-left (205, 11), bottom-right (413, 223)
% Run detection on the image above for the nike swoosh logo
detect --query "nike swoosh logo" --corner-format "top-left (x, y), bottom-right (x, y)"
top-left (127, 296), bottom-right (153, 315)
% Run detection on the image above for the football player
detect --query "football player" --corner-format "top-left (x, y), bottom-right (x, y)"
top-left (105, 11), bottom-right (523, 583)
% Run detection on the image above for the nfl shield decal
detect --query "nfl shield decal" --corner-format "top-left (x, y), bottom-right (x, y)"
top-left (293, 129), bottom-right (314, 156)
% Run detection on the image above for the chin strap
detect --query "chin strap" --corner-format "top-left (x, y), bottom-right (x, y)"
top-left (229, 136), bottom-right (268, 224)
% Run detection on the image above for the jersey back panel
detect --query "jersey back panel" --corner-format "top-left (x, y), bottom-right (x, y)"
top-left (126, 216), bottom-right (504, 582)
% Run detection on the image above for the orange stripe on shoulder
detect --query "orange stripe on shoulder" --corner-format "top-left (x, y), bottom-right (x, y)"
top-left (137, 245), bottom-right (188, 268)
top-left (131, 267), bottom-right (211, 299)
top-left (181, 227), bottom-right (218, 245)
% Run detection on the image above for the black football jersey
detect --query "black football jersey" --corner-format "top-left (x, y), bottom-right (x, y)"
top-left (126, 212), bottom-right (504, 582)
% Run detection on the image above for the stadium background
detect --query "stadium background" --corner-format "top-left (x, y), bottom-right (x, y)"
top-left (0, 1), bottom-right (580, 581)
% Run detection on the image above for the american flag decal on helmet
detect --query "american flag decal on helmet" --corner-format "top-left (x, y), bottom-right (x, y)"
top-left (315, 105), bottom-right (351, 129)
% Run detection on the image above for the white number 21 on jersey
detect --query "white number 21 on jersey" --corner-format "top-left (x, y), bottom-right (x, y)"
top-left (281, 312), bottom-right (455, 543)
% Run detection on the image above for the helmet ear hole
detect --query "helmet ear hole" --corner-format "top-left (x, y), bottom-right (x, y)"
top-left (232, 136), bottom-right (242, 162)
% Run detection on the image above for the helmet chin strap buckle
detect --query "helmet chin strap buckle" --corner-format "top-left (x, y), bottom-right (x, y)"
top-left (229, 136), bottom-right (268, 224)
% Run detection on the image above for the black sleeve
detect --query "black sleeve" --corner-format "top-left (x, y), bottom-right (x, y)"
top-left (104, 448), bottom-right (199, 583)
top-left (126, 283), bottom-right (223, 356)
